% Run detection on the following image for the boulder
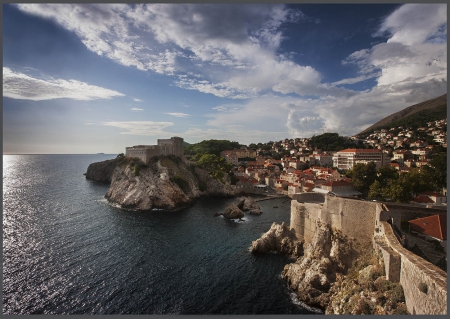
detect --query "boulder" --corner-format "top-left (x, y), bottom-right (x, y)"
top-left (251, 222), bottom-right (303, 257)
top-left (249, 209), bottom-right (263, 215)
top-left (223, 203), bottom-right (244, 219)
top-left (242, 197), bottom-right (261, 211)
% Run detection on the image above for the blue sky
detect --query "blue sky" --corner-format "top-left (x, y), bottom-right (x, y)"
top-left (3, 3), bottom-right (447, 154)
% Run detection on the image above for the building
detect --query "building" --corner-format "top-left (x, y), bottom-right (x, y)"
top-left (320, 180), bottom-right (362, 198)
top-left (125, 136), bottom-right (184, 164)
top-left (408, 214), bottom-right (447, 242)
top-left (220, 147), bottom-right (257, 163)
top-left (332, 148), bottom-right (387, 170)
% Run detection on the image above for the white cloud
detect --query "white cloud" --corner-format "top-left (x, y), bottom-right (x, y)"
top-left (3, 67), bottom-right (125, 101)
top-left (165, 112), bottom-right (190, 118)
top-left (131, 107), bottom-right (143, 111)
top-left (133, 98), bottom-right (143, 102)
top-left (15, 3), bottom-right (324, 100)
top-left (101, 121), bottom-right (173, 135)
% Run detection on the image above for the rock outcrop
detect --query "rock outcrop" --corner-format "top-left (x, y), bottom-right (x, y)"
top-left (325, 248), bottom-right (409, 314)
top-left (222, 203), bottom-right (245, 219)
top-left (88, 155), bottom-right (234, 211)
top-left (251, 222), bottom-right (303, 258)
top-left (281, 221), bottom-right (356, 310)
top-left (85, 156), bottom-right (122, 184)
top-left (235, 196), bottom-right (263, 215)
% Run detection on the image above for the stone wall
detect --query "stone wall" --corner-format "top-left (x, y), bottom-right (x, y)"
top-left (378, 221), bottom-right (447, 315)
top-left (290, 195), bottom-right (380, 246)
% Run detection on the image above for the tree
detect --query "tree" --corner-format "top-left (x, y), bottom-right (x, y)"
top-left (349, 162), bottom-right (377, 197)
top-left (196, 154), bottom-right (233, 181)
top-left (376, 165), bottom-right (399, 186)
top-left (368, 180), bottom-right (384, 200)
top-left (382, 174), bottom-right (413, 203)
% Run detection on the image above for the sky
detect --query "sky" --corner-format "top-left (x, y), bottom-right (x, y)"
top-left (3, 3), bottom-right (447, 154)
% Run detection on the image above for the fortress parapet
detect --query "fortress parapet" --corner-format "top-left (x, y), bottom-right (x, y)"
top-left (125, 136), bottom-right (184, 164)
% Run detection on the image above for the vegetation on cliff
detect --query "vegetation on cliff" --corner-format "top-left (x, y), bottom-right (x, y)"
top-left (326, 244), bottom-right (408, 314)
top-left (184, 139), bottom-right (241, 157)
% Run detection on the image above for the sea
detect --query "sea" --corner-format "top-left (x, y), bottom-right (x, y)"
top-left (3, 154), bottom-right (318, 315)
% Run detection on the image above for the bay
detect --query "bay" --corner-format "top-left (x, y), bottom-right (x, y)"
top-left (3, 154), bottom-right (313, 314)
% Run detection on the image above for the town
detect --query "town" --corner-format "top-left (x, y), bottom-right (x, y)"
top-left (217, 118), bottom-right (447, 207)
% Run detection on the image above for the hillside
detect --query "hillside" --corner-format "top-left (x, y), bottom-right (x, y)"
top-left (357, 94), bottom-right (447, 136)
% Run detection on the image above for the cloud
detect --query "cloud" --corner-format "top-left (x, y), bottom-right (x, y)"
top-left (3, 67), bottom-right (125, 101)
top-left (165, 112), bottom-right (190, 118)
top-left (101, 121), bottom-right (173, 135)
top-left (133, 98), bottom-right (143, 102)
top-left (131, 107), bottom-right (143, 111)
top-left (15, 3), bottom-right (324, 100)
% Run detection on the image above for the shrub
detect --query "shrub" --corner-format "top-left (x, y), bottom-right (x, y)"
top-left (389, 284), bottom-right (405, 303)
top-left (171, 175), bottom-right (189, 191)
top-left (117, 153), bottom-right (124, 158)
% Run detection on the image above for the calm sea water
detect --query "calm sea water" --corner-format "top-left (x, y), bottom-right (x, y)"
top-left (3, 154), bottom-right (316, 315)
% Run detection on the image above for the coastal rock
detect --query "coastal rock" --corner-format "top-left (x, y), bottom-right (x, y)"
top-left (251, 222), bottom-right (303, 258)
top-left (249, 209), bottom-right (263, 215)
top-left (242, 197), bottom-right (260, 211)
top-left (85, 156), bottom-right (122, 184)
top-left (281, 222), bottom-right (356, 310)
top-left (222, 203), bottom-right (245, 219)
top-left (98, 155), bottom-right (234, 211)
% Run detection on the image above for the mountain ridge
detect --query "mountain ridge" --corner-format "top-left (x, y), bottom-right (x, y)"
top-left (357, 94), bottom-right (447, 136)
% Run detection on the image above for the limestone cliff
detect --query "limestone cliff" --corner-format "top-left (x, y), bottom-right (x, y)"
top-left (87, 155), bottom-right (234, 211)
top-left (85, 157), bottom-right (122, 184)
top-left (281, 222), bottom-right (356, 310)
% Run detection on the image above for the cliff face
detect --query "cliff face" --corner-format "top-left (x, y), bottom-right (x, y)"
top-left (281, 222), bottom-right (356, 310)
top-left (85, 157), bottom-right (122, 184)
top-left (91, 155), bottom-right (234, 211)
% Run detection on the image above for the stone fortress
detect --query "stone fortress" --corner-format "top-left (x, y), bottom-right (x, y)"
top-left (125, 136), bottom-right (184, 164)
top-left (290, 193), bottom-right (447, 315)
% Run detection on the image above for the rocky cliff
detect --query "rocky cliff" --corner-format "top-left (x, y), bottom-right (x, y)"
top-left (85, 156), bottom-right (122, 184)
top-left (87, 155), bottom-right (234, 211)
top-left (281, 221), bottom-right (356, 310)
top-left (250, 222), bottom-right (303, 258)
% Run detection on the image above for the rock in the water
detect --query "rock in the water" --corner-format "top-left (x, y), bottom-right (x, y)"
top-left (235, 197), bottom-right (246, 209)
top-left (242, 197), bottom-right (260, 211)
top-left (251, 222), bottom-right (303, 257)
top-left (223, 203), bottom-right (244, 219)
top-left (249, 209), bottom-right (263, 215)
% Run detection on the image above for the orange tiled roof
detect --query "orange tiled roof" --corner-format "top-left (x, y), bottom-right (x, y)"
top-left (338, 148), bottom-right (382, 153)
top-left (408, 214), bottom-right (447, 240)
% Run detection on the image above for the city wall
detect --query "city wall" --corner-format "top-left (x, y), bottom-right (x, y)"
top-left (377, 221), bottom-right (447, 314)
top-left (290, 194), bottom-right (447, 314)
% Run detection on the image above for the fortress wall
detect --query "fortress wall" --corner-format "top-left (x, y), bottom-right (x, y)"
top-left (291, 196), bottom-right (379, 246)
top-left (379, 221), bottom-right (447, 315)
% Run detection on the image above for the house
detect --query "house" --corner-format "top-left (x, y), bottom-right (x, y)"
top-left (321, 180), bottom-right (362, 198)
top-left (408, 214), bottom-right (447, 242)
top-left (419, 191), bottom-right (447, 205)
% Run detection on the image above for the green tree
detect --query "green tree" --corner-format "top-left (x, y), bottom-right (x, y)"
top-left (382, 174), bottom-right (413, 203)
top-left (349, 162), bottom-right (377, 197)
top-left (196, 154), bottom-right (233, 181)
top-left (376, 165), bottom-right (399, 186)
top-left (368, 180), bottom-right (384, 200)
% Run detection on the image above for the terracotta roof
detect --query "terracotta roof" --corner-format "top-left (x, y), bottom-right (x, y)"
top-left (408, 214), bottom-right (447, 240)
top-left (411, 195), bottom-right (434, 204)
top-left (419, 191), bottom-right (446, 198)
top-left (304, 182), bottom-right (315, 188)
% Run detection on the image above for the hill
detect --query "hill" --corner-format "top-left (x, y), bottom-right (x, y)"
top-left (357, 94), bottom-right (447, 136)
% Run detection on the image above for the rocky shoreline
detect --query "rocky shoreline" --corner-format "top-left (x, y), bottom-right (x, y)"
top-left (251, 221), bottom-right (409, 314)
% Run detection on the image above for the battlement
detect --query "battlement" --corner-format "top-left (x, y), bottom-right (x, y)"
top-left (125, 136), bottom-right (184, 164)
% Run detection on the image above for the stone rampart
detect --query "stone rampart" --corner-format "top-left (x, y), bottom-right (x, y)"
top-left (378, 221), bottom-right (447, 315)
top-left (290, 195), bottom-right (380, 246)
top-left (290, 195), bottom-right (448, 315)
